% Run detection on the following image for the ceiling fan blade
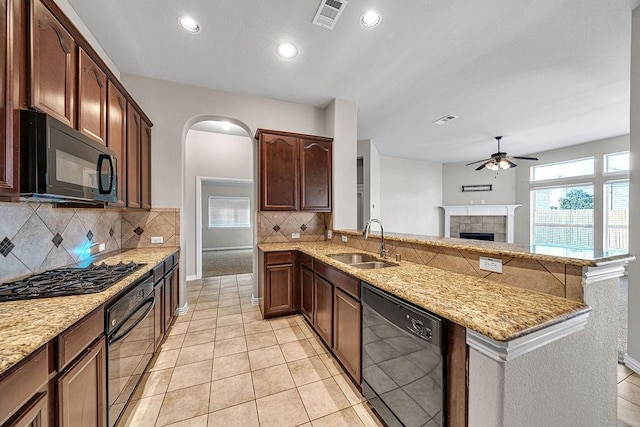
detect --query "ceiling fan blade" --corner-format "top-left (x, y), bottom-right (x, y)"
top-left (506, 159), bottom-right (518, 168)
top-left (509, 156), bottom-right (538, 161)
top-left (466, 158), bottom-right (491, 166)
top-left (475, 163), bottom-right (487, 171)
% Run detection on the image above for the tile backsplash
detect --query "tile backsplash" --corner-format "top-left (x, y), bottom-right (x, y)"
top-left (121, 208), bottom-right (180, 249)
top-left (258, 211), bottom-right (330, 243)
top-left (0, 202), bottom-right (121, 283)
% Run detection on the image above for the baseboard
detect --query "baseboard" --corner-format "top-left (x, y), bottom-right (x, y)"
top-left (202, 246), bottom-right (253, 252)
top-left (186, 274), bottom-right (198, 281)
top-left (625, 354), bottom-right (640, 374)
top-left (176, 303), bottom-right (189, 316)
top-left (251, 294), bottom-right (259, 306)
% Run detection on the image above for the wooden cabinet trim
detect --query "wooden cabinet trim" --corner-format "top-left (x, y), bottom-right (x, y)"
top-left (0, 346), bottom-right (48, 425)
top-left (265, 251), bottom-right (294, 266)
top-left (315, 261), bottom-right (359, 299)
top-left (106, 81), bottom-right (127, 206)
top-left (0, 0), bottom-right (19, 197)
top-left (446, 322), bottom-right (468, 427)
top-left (299, 252), bottom-right (313, 269)
top-left (57, 307), bottom-right (103, 371)
top-left (255, 128), bottom-right (332, 143)
top-left (78, 48), bottom-right (107, 145)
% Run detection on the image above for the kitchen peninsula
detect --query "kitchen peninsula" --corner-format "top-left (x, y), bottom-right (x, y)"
top-left (259, 231), bottom-right (633, 427)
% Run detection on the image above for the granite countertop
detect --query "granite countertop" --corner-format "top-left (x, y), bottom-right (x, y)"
top-left (334, 229), bottom-right (635, 267)
top-left (258, 241), bottom-right (590, 343)
top-left (0, 247), bottom-right (179, 377)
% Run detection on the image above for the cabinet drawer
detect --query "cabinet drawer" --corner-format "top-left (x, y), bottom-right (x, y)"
top-left (164, 256), bottom-right (173, 273)
top-left (152, 262), bottom-right (164, 282)
top-left (315, 261), bottom-right (359, 299)
top-left (0, 346), bottom-right (48, 425)
top-left (299, 252), bottom-right (314, 269)
top-left (265, 251), bottom-right (294, 266)
top-left (57, 308), bottom-right (104, 371)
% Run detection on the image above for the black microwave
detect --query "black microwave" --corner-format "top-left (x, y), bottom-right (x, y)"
top-left (20, 110), bottom-right (118, 204)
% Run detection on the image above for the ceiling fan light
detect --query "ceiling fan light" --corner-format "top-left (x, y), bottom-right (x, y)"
top-left (499, 159), bottom-right (511, 170)
top-left (487, 161), bottom-right (499, 171)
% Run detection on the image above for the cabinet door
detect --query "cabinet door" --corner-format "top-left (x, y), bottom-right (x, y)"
top-left (314, 275), bottom-right (333, 347)
top-left (299, 139), bottom-right (332, 211)
top-left (126, 105), bottom-right (141, 208)
top-left (333, 288), bottom-right (361, 382)
top-left (259, 133), bottom-right (298, 210)
top-left (30, 0), bottom-right (76, 126)
top-left (140, 119), bottom-right (151, 209)
top-left (163, 275), bottom-right (172, 332)
top-left (300, 265), bottom-right (314, 324)
top-left (106, 81), bottom-right (126, 206)
top-left (264, 264), bottom-right (294, 317)
top-left (0, 0), bottom-right (18, 199)
top-left (77, 48), bottom-right (106, 144)
top-left (57, 337), bottom-right (106, 427)
top-left (171, 266), bottom-right (179, 317)
top-left (154, 283), bottom-right (164, 350)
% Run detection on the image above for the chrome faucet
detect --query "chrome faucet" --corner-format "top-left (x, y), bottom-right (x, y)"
top-left (363, 219), bottom-right (387, 258)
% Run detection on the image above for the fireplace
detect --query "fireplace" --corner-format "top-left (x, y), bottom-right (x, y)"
top-left (460, 232), bottom-right (494, 241)
top-left (441, 205), bottom-right (521, 243)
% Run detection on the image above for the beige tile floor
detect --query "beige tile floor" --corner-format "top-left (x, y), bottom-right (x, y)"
top-left (619, 363), bottom-right (640, 426)
top-left (116, 273), bottom-right (383, 427)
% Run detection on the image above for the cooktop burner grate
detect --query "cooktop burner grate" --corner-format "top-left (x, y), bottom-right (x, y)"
top-left (0, 262), bottom-right (145, 302)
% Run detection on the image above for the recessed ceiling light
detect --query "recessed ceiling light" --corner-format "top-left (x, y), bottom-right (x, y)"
top-left (178, 16), bottom-right (200, 33)
top-left (221, 122), bottom-right (231, 131)
top-left (277, 42), bottom-right (298, 59)
top-left (360, 10), bottom-right (381, 28)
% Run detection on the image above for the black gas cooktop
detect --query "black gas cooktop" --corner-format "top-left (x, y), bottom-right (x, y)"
top-left (0, 262), bottom-right (145, 302)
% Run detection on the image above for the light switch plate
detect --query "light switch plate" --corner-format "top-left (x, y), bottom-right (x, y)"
top-left (292, 233), bottom-right (300, 239)
top-left (151, 236), bottom-right (164, 244)
top-left (479, 256), bottom-right (502, 273)
top-left (341, 235), bottom-right (348, 243)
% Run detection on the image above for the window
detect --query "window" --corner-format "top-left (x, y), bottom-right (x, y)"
top-left (208, 196), bottom-right (250, 228)
top-left (604, 180), bottom-right (629, 254)
top-left (604, 151), bottom-right (629, 173)
top-left (531, 157), bottom-right (594, 182)
top-left (531, 185), bottom-right (594, 249)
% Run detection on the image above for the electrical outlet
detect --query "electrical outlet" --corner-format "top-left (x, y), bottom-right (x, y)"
top-left (151, 236), bottom-right (164, 244)
top-left (341, 235), bottom-right (348, 243)
top-left (327, 230), bottom-right (332, 240)
top-left (479, 256), bottom-right (502, 273)
top-left (292, 233), bottom-right (300, 239)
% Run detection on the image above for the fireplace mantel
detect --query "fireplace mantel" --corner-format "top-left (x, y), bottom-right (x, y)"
top-left (441, 205), bottom-right (522, 243)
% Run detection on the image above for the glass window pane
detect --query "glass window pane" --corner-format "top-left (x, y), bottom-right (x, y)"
top-left (605, 152), bottom-right (629, 173)
top-left (208, 196), bottom-right (250, 228)
top-left (532, 185), bottom-right (594, 249)
top-left (604, 181), bottom-right (629, 254)
top-left (531, 158), bottom-right (594, 181)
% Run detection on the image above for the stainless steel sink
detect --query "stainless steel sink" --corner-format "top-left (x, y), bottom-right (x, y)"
top-left (326, 253), bottom-right (397, 269)
top-left (350, 261), bottom-right (397, 269)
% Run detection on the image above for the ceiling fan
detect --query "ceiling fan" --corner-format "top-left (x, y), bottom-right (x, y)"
top-left (465, 136), bottom-right (538, 171)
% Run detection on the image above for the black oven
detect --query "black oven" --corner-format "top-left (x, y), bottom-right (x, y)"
top-left (106, 276), bottom-right (155, 427)
top-left (20, 110), bottom-right (117, 204)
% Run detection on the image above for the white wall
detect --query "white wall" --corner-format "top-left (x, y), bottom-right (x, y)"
top-left (513, 134), bottom-right (629, 247)
top-left (185, 130), bottom-right (253, 276)
top-left (626, 6), bottom-right (640, 371)
top-left (357, 140), bottom-right (382, 227)
top-left (379, 156), bottom-right (442, 235)
top-left (325, 99), bottom-right (358, 230)
top-left (442, 162), bottom-right (516, 206)
top-left (201, 181), bottom-right (253, 250)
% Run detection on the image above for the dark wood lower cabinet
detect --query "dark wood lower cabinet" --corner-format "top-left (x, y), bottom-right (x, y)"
top-left (314, 275), bottom-right (333, 347)
top-left (265, 263), bottom-right (295, 317)
top-left (8, 391), bottom-right (48, 427)
top-left (171, 267), bottom-right (179, 316)
top-left (333, 288), bottom-right (361, 383)
top-left (154, 282), bottom-right (164, 350)
top-left (57, 336), bottom-right (106, 427)
top-left (163, 275), bottom-right (172, 332)
top-left (300, 265), bottom-right (314, 323)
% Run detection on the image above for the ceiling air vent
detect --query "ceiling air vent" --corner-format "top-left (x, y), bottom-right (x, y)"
top-left (313, 0), bottom-right (349, 30)
top-left (433, 115), bottom-right (458, 125)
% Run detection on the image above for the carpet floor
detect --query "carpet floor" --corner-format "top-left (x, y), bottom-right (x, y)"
top-left (202, 249), bottom-right (253, 277)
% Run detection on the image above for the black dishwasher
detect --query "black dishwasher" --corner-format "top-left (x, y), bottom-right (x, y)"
top-left (361, 282), bottom-right (445, 427)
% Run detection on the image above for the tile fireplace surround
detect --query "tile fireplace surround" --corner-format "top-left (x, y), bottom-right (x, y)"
top-left (441, 205), bottom-right (521, 243)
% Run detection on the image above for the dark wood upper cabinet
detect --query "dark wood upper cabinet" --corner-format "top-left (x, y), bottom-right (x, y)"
top-left (300, 139), bottom-right (332, 211)
top-left (30, 0), bottom-right (76, 127)
top-left (259, 132), bottom-right (298, 210)
top-left (141, 119), bottom-right (151, 209)
top-left (257, 129), bottom-right (332, 212)
top-left (107, 81), bottom-right (126, 206)
top-left (0, 0), bottom-right (19, 199)
top-left (77, 48), bottom-right (106, 144)
top-left (126, 104), bottom-right (141, 208)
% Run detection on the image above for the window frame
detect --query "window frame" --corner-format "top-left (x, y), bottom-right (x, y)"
top-left (603, 179), bottom-right (629, 254)
top-left (529, 156), bottom-right (595, 183)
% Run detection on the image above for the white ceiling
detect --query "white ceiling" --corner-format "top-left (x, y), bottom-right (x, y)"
top-left (67, 0), bottom-right (640, 163)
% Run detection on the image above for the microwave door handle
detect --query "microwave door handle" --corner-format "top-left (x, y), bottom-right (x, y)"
top-left (97, 154), bottom-right (114, 195)
top-left (109, 297), bottom-right (155, 345)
